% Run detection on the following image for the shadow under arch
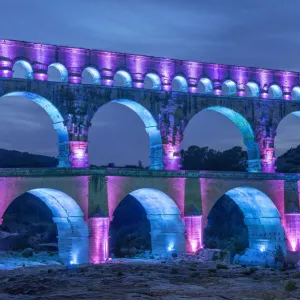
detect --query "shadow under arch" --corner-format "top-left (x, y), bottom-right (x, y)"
top-left (207, 186), bottom-right (286, 266)
top-left (187, 106), bottom-right (261, 172)
top-left (2, 188), bottom-right (89, 265)
top-left (112, 188), bottom-right (185, 254)
top-left (90, 99), bottom-right (163, 169)
top-left (0, 91), bottom-right (70, 167)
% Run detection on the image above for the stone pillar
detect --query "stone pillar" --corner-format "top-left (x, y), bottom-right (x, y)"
top-left (159, 105), bottom-right (184, 170)
top-left (243, 138), bottom-right (261, 172)
top-left (53, 217), bottom-right (89, 265)
top-left (89, 206), bottom-right (110, 264)
top-left (66, 113), bottom-right (90, 168)
top-left (212, 79), bottom-right (222, 96)
top-left (32, 62), bottom-right (48, 81)
top-left (68, 67), bottom-right (82, 84)
top-left (283, 181), bottom-right (300, 252)
top-left (57, 141), bottom-right (71, 168)
top-left (0, 58), bottom-right (13, 78)
top-left (184, 215), bottom-right (202, 253)
top-left (255, 121), bottom-right (277, 173)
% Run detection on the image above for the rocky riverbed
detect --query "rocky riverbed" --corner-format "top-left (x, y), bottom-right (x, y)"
top-left (0, 256), bottom-right (300, 299)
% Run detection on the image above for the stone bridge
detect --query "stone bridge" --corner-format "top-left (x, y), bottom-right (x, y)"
top-left (2, 39), bottom-right (300, 173)
top-left (0, 168), bottom-right (299, 265)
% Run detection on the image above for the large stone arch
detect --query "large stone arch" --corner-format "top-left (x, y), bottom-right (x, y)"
top-left (90, 99), bottom-right (163, 169)
top-left (206, 186), bottom-right (286, 266)
top-left (111, 188), bottom-right (185, 254)
top-left (0, 91), bottom-right (70, 167)
top-left (1, 188), bottom-right (89, 265)
top-left (184, 106), bottom-right (261, 172)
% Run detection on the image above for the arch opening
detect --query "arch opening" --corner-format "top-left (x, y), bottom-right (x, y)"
top-left (245, 82), bottom-right (260, 97)
top-left (48, 63), bottom-right (68, 83)
top-left (1, 188), bottom-right (89, 265)
top-left (110, 188), bottom-right (185, 256)
top-left (198, 78), bottom-right (213, 94)
top-left (181, 106), bottom-right (261, 172)
top-left (205, 187), bottom-right (286, 266)
top-left (89, 99), bottom-right (163, 169)
top-left (0, 92), bottom-right (70, 167)
top-left (114, 70), bottom-right (132, 87)
top-left (144, 73), bottom-right (161, 90)
top-left (12, 60), bottom-right (33, 80)
top-left (275, 112), bottom-right (300, 173)
top-left (268, 84), bottom-right (282, 99)
top-left (172, 76), bottom-right (188, 92)
top-left (222, 80), bottom-right (237, 96)
top-left (82, 67), bottom-right (101, 85)
top-left (291, 87), bottom-right (300, 101)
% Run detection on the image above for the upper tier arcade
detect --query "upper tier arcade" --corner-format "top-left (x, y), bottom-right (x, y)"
top-left (1, 39), bottom-right (300, 100)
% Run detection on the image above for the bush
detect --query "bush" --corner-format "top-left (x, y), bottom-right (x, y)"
top-left (285, 280), bottom-right (297, 291)
top-left (294, 272), bottom-right (300, 279)
top-left (216, 264), bottom-right (228, 270)
top-left (21, 247), bottom-right (34, 258)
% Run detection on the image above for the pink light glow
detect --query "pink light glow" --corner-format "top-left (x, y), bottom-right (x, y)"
top-left (284, 214), bottom-right (300, 252)
top-left (89, 217), bottom-right (110, 264)
top-left (34, 73), bottom-right (48, 81)
top-left (132, 82), bottom-right (144, 88)
top-left (69, 141), bottom-right (88, 168)
top-left (184, 216), bottom-right (202, 253)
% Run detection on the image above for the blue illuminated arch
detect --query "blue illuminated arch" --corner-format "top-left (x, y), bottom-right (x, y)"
top-left (209, 187), bottom-right (286, 266)
top-left (268, 84), bottom-right (282, 99)
top-left (1, 92), bottom-right (70, 167)
top-left (205, 106), bottom-right (261, 172)
top-left (82, 67), bottom-right (101, 85)
top-left (25, 188), bottom-right (89, 265)
top-left (12, 60), bottom-right (33, 80)
top-left (110, 99), bottom-right (163, 169)
top-left (145, 73), bottom-right (161, 90)
top-left (172, 75), bottom-right (188, 92)
top-left (114, 70), bottom-right (132, 87)
top-left (122, 188), bottom-right (185, 254)
top-left (222, 80), bottom-right (237, 96)
top-left (198, 78), bottom-right (213, 94)
top-left (291, 86), bottom-right (300, 101)
top-left (48, 63), bottom-right (68, 83)
top-left (245, 82), bottom-right (260, 97)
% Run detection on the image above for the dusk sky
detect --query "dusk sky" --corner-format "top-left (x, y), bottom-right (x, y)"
top-left (0, 0), bottom-right (300, 166)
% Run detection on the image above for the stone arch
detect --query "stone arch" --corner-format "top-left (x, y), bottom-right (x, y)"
top-left (48, 63), bottom-right (68, 83)
top-left (268, 84), bottom-right (283, 99)
top-left (90, 99), bottom-right (163, 169)
top-left (245, 82), bottom-right (260, 97)
top-left (198, 78), bottom-right (213, 94)
top-left (12, 60), bottom-right (33, 80)
top-left (144, 73), bottom-right (161, 90)
top-left (207, 186), bottom-right (286, 266)
top-left (0, 91), bottom-right (70, 167)
top-left (291, 86), bottom-right (300, 101)
top-left (172, 75), bottom-right (188, 92)
top-left (222, 80), bottom-right (237, 96)
top-left (2, 188), bottom-right (89, 265)
top-left (112, 188), bottom-right (185, 254)
top-left (114, 70), bottom-right (132, 87)
top-left (82, 67), bottom-right (101, 85)
top-left (187, 106), bottom-right (261, 172)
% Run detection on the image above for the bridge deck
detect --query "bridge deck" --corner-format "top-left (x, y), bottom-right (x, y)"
top-left (0, 167), bottom-right (298, 180)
